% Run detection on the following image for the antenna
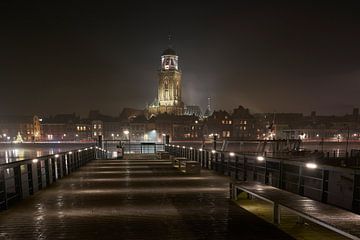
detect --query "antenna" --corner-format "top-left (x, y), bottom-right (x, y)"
top-left (168, 33), bottom-right (173, 48)
top-left (207, 97), bottom-right (211, 112)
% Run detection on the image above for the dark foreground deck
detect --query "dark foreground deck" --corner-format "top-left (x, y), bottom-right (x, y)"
top-left (233, 181), bottom-right (360, 240)
top-left (0, 158), bottom-right (292, 240)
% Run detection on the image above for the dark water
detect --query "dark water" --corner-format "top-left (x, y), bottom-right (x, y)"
top-left (0, 143), bottom-right (94, 164)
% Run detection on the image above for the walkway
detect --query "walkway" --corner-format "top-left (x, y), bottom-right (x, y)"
top-left (0, 157), bottom-right (292, 240)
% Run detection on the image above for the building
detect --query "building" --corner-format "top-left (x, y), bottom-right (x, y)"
top-left (203, 110), bottom-right (233, 139)
top-left (148, 46), bottom-right (184, 116)
top-left (231, 106), bottom-right (256, 140)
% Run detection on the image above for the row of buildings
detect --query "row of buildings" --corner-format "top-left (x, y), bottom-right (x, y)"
top-left (1, 107), bottom-right (360, 143)
top-left (2, 45), bottom-right (359, 143)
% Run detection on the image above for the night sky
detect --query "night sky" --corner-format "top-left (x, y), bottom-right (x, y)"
top-left (1, 1), bottom-right (360, 116)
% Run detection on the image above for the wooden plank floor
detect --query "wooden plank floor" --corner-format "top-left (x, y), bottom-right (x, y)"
top-left (234, 181), bottom-right (360, 239)
top-left (0, 158), bottom-right (292, 240)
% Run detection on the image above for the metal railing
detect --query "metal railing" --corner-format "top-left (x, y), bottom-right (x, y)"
top-left (165, 144), bottom-right (360, 214)
top-left (101, 140), bottom-right (165, 155)
top-left (0, 146), bottom-right (108, 210)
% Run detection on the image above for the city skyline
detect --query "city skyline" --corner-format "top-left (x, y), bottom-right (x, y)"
top-left (1, 1), bottom-right (360, 116)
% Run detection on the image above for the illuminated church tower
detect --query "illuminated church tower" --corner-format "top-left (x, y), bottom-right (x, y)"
top-left (148, 45), bottom-right (184, 116)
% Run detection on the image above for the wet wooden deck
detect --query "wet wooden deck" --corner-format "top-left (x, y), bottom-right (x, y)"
top-left (233, 181), bottom-right (360, 240)
top-left (0, 158), bottom-right (292, 240)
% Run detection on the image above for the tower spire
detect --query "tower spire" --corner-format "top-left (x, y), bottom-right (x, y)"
top-left (168, 34), bottom-right (173, 48)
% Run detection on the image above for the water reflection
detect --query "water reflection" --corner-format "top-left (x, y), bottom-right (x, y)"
top-left (0, 143), bottom-right (92, 164)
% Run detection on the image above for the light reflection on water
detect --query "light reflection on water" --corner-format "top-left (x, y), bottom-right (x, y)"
top-left (0, 143), bottom-right (93, 164)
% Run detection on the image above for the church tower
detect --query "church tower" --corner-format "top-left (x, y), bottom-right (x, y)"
top-left (148, 44), bottom-right (184, 116)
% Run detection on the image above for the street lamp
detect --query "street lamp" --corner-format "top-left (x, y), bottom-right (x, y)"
top-left (162, 133), bottom-right (166, 145)
top-left (123, 130), bottom-right (130, 153)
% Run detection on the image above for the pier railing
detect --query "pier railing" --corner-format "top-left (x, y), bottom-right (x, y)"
top-left (0, 146), bottom-right (108, 210)
top-left (165, 144), bottom-right (360, 214)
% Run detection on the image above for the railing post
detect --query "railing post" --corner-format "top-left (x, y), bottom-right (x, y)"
top-left (0, 168), bottom-right (7, 210)
top-left (273, 203), bottom-right (280, 224)
top-left (31, 161), bottom-right (39, 193)
top-left (13, 166), bottom-right (23, 200)
top-left (27, 163), bottom-right (34, 195)
top-left (243, 155), bottom-right (247, 181)
top-left (220, 152), bottom-right (225, 175)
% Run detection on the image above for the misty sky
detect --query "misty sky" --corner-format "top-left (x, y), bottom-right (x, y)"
top-left (0, 1), bottom-right (360, 116)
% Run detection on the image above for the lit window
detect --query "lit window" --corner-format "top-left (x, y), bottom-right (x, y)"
top-left (244, 121), bottom-right (247, 124)
top-left (93, 124), bottom-right (97, 129)
top-left (229, 120), bottom-right (232, 124)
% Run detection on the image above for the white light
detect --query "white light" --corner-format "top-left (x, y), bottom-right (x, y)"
top-left (68, 151), bottom-right (73, 155)
top-left (182, 146), bottom-right (186, 149)
top-left (162, 133), bottom-right (166, 136)
top-left (95, 146), bottom-right (98, 149)
top-left (257, 156), bottom-right (265, 161)
top-left (54, 154), bottom-right (59, 158)
top-left (172, 145), bottom-right (175, 147)
top-left (123, 130), bottom-right (130, 135)
top-left (229, 152), bottom-right (235, 157)
top-left (78, 150), bottom-right (82, 152)
top-left (199, 148), bottom-right (203, 152)
top-left (306, 163), bottom-right (317, 169)
top-left (32, 158), bottom-right (38, 163)
top-left (195, 120), bottom-right (198, 124)
top-left (189, 147), bottom-right (193, 150)
top-left (211, 150), bottom-right (216, 154)
top-left (177, 145), bottom-right (180, 148)
top-left (90, 147), bottom-right (93, 149)
top-left (85, 148), bottom-right (88, 150)
top-left (2, 133), bottom-right (6, 137)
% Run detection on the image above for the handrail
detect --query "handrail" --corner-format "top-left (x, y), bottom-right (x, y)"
top-left (0, 145), bottom-right (110, 210)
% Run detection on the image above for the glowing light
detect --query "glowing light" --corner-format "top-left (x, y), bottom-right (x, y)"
top-left (182, 146), bottom-right (186, 149)
top-left (189, 147), bottom-right (193, 150)
top-left (32, 158), bottom-right (38, 163)
top-left (257, 156), bottom-right (265, 161)
top-left (199, 148), bottom-right (203, 151)
top-left (211, 150), bottom-right (216, 154)
top-left (229, 152), bottom-right (235, 157)
top-left (306, 163), bottom-right (317, 169)
top-left (123, 130), bottom-right (130, 135)
top-left (68, 151), bottom-right (73, 155)
top-left (177, 145), bottom-right (180, 148)
top-left (78, 150), bottom-right (82, 152)
top-left (54, 154), bottom-right (59, 158)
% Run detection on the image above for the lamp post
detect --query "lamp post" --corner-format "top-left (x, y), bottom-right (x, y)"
top-left (345, 125), bottom-right (350, 158)
top-left (123, 130), bottom-right (130, 153)
top-left (162, 133), bottom-right (166, 145)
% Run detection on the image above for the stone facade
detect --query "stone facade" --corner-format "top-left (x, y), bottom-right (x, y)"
top-left (148, 47), bottom-right (184, 116)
